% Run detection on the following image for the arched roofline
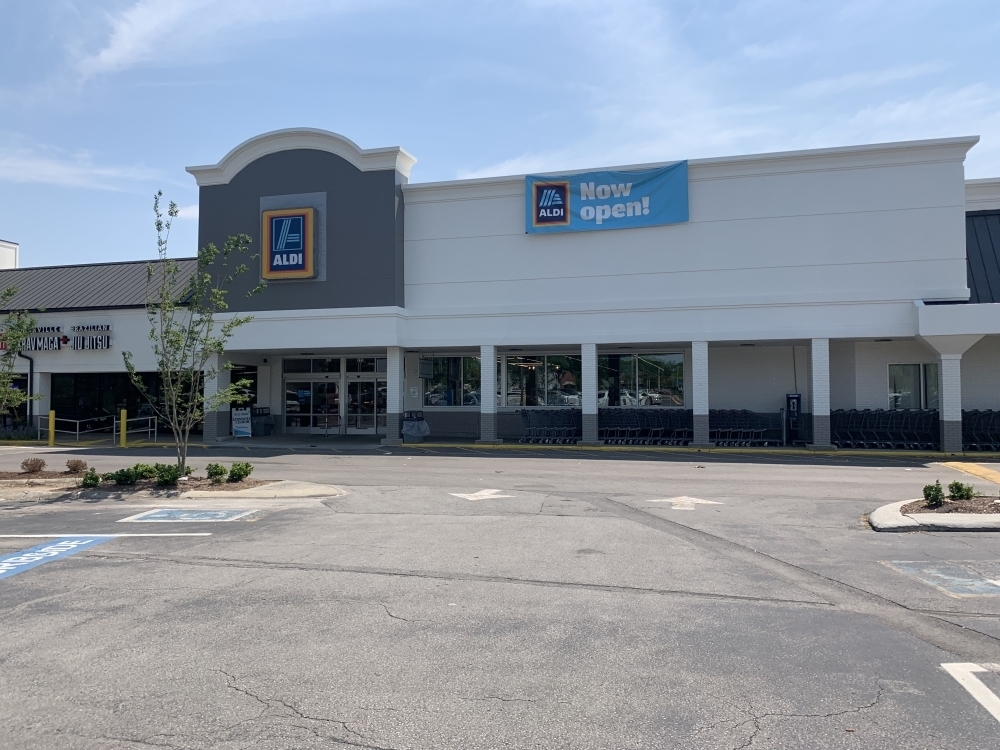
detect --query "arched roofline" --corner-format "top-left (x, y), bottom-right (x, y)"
top-left (185, 128), bottom-right (416, 186)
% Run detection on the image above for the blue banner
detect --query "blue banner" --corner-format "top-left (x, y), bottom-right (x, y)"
top-left (525, 162), bottom-right (688, 234)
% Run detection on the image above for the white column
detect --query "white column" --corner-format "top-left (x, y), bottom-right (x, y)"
top-left (810, 338), bottom-right (831, 447)
top-left (202, 353), bottom-right (226, 441)
top-left (691, 341), bottom-right (709, 445)
top-left (940, 354), bottom-right (963, 453)
top-left (918, 334), bottom-right (982, 453)
top-left (581, 343), bottom-right (598, 444)
top-left (382, 346), bottom-right (404, 445)
top-left (34, 371), bottom-right (50, 429)
top-left (477, 345), bottom-right (499, 443)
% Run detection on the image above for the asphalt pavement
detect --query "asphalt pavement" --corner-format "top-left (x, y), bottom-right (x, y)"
top-left (2, 443), bottom-right (1000, 749)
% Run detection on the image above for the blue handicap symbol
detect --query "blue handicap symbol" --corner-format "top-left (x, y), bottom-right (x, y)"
top-left (0, 537), bottom-right (112, 581)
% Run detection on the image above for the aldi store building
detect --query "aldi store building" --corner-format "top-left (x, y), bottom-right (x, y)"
top-left (3, 128), bottom-right (1000, 451)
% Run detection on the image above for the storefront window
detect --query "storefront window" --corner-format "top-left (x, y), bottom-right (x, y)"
top-left (888, 364), bottom-right (921, 409)
top-left (599, 353), bottom-right (683, 407)
top-left (888, 363), bottom-right (939, 410)
top-left (419, 356), bottom-right (481, 407)
top-left (346, 358), bottom-right (377, 372)
top-left (312, 358), bottom-right (340, 373)
top-left (506, 356), bottom-right (544, 406)
top-left (545, 355), bottom-right (582, 406)
top-left (637, 354), bottom-right (684, 406)
top-left (923, 363), bottom-right (939, 409)
top-left (283, 359), bottom-right (311, 374)
top-left (462, 357), bottom-right (482, 406)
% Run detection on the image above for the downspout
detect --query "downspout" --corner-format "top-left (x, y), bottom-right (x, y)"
top-left (17, 352), bottom-right (33, 424)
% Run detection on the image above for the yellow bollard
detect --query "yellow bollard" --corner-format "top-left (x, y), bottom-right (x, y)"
top-left (120, 409), bottom-right (127, 448)
top-left (47, 410), bottom-right (55, 447)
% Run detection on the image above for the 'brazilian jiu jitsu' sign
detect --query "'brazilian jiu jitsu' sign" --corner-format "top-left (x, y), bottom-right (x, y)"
top-left (525, 161), bottom-right (688, 234)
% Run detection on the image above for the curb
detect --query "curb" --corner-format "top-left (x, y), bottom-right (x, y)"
top-left (870, 499), bottom-right (1000, 532)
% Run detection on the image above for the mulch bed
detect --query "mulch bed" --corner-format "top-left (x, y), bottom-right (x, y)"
top-left (0, 471), bottom-right (82, 480)
top-left (902, 496), bottom-right (1000, 515)
top-left (86, 477), bottom-right (274, 492)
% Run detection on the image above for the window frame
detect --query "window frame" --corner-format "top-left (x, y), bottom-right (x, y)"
top-left (887, 362), bottom-right (939, 410)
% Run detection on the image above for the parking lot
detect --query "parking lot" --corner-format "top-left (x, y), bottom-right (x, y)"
top-left (2, 444), bottom-right (1000, 749)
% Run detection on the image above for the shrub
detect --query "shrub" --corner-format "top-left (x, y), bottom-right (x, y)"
top-left (101, 472), bottom-right (116, 482)
top-left (948, 481), bottom-right (975, 501)
top-left (923, 480), bottom-right (945, 508)
top-left (154, 463), bottom-right (182, 486)
top-left (206, 463), bottom-right (227, 484)
top-left (21, 458), bottom-right (46, 473)
top-left (80, 468), bottom-right (100, 488)
top-left (65, 459), bottom-right (88, 474)
top-left (131, 463), bottom-right (157, 480)
top-left (112, 467), bottom-right (139, 485)
top-left (227, 461), bottom-right (254, 483)
top-left (0, 426), bottom-right (40, 441)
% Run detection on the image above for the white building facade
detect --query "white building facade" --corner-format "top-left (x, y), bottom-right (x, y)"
top-left (5, 129), bottom-right (1000, 451)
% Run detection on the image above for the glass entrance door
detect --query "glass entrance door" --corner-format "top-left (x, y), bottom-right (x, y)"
top-left (346, 378), bottom-right (387, 434)
top-left (312, 381), bottom-right (340, 435)
top-left (284, 378), bottom-right (342, 434)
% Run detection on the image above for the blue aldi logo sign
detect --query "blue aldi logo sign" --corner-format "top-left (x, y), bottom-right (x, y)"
top-left (262, 208), bottom-right (315, 280)
top-left (531, 181), bottom-right (570, 227)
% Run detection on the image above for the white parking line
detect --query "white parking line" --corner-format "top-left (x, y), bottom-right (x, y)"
top-left (942, 663), bottom-right (1000, 724)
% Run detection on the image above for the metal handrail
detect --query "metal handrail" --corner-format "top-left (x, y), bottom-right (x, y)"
top-left (36, 414), bottom-right (115, 443)
top-left (112, 415), bottom-right (158, 444)
top-left (35, 414), bottom-right (158, 444)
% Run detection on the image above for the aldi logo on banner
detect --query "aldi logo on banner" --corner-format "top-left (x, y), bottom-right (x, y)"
top-left (262, 208), bottom-right (315, 280)
top-left (525, 162), bottom-right (688, 234)
top-left (531, 181), bottom-right (570, 228)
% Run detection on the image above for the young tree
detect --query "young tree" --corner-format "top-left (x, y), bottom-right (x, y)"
top-left (124, 192), bottom-right (263, 470)
top-left (0, 287), bottom-right (41, 426)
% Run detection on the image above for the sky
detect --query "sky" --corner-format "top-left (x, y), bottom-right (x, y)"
top-left (1, 0), bottom-right (999, 267)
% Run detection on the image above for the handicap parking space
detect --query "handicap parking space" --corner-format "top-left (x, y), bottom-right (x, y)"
top-left (886, 560), bottom-right (1000, 597)
top-left (118, 508), bottom-right (259, 523)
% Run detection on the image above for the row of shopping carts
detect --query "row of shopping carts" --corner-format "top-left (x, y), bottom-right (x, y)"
top-left (963, 410), bottom-right (1000, 451)
top-left (599, 409), bottom-right (693, 445)
top-left (708, 409), bottom-right (783, 447)
top-left (518, 410), bottom-right (582, 444)
top-left (830, 409), bottom-right (939, 450)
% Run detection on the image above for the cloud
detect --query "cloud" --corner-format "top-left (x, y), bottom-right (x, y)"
top-left (741, 37), bottom-right (812, 61)
top-left (77, 0), bottom-right (381, 78)
top-left (0, 145), bottom-right (160, 190)
top-left (793, 62), bottom-right (948, 98)
top-left (175, 204), bottom-right (199, 220)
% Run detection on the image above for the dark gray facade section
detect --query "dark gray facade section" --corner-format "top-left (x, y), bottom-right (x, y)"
top-left (967, 210), bottom-right (1000, 304)
top-left (199, 149), bottom-right (404, 312)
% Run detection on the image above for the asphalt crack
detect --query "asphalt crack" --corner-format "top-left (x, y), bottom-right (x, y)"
top-left (730, 681), bottom-right (884, 749)
top-left (87, 551), bottom-right (832, 609)
top-left (216, 669), bottom-right (399, 750)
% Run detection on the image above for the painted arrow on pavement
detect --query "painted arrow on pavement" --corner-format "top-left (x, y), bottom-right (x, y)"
top-left (450, 489), bottom-right (514, 502)
top-left (647, 496), bottom-right (722, 510)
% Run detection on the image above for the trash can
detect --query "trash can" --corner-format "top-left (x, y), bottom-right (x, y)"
top-left (402, 410), bottom-right (430, 444)
top-left (251, 407), bottom-right (275, 437)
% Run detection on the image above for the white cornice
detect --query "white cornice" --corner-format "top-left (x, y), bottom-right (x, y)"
top-left (403, 136), bottom-right (980, 202)
top-left (966, 177), bottom-right (1000, 212)
top-left (186, 128), bottom-right (417, 186)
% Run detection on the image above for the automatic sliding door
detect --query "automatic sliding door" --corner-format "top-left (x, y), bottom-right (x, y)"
top-left (313, 381), bottom-right (340, 434)
top-left (347, 381), bottom-right (376, 432)
top-left (285, 381), bottom-right (312, 432)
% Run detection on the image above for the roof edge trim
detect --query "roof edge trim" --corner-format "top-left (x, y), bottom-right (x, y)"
top-left (185, 128), bottom-right (417, 186)
top-left (403, 135), bottom-right (980, 194)
top-left (966, 177), bottom-right (1000, 212)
